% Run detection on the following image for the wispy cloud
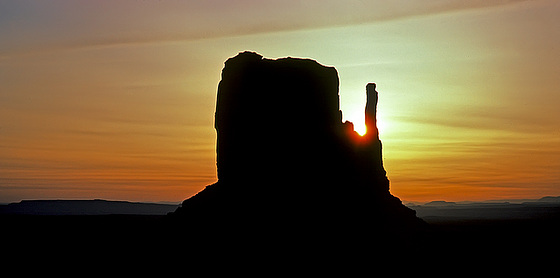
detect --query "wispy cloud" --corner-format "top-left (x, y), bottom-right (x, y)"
top-left (0, 0), bottom-right (532, 57)
top-left (395, 102), bottom-right (559, 135)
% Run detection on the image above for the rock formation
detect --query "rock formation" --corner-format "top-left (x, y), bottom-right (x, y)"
top-left (172, 51), bottom-right (424, 232)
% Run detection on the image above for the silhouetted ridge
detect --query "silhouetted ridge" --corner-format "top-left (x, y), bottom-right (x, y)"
top-left (172, 51), bottom-right (424, 231)
top-left (0, 199), bottom-right (178, 215)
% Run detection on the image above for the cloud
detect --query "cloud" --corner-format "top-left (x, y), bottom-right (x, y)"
top-left (0, 0), bottom-right (531, 57)
top-left (394, 101), bottom-right (559, 136)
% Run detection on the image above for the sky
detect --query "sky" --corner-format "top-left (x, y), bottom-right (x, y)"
top-left (1, 0), bottom-right (559, 203)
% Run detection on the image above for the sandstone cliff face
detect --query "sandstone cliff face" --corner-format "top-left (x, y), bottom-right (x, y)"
top-left (173, 52), bottom-right (423, 231)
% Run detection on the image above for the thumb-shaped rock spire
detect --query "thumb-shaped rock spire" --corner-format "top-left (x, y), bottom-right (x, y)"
top-left (365, 83), bottom-right (378, 139)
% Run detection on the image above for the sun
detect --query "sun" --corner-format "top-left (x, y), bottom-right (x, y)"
top-left (348, 113), bottom-right (387, 136)
top-left (354, 121), bottom-right (367, 136)
top-left (342, 110), bottom-right (386, 137)
top-left (341, 109), bottom-right (368, 136)
top-left (340, 90), bottom-right (388, 137)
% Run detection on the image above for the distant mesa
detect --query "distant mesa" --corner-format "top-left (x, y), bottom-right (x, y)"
top-left (424, 201), bottom-right (457, 207)
top-left (534, 196), bottom-right (560, 204)
top-left (172, 51), bottom-right (425, 231)
top-left (0, 199), bottom-right (178, 215)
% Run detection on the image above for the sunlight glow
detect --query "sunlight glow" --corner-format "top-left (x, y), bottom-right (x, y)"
top-left (376, 117), bottom-right (386, 136)
top-left (341, 104), bottom-right (386, 137)
top-left (355, 123), bottom-right (367, 136)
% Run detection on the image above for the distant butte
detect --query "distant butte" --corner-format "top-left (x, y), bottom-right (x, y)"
top-left (171, 51), bottom-right (425, 232)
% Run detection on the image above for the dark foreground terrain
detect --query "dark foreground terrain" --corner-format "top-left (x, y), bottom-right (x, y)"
top-left (3, 199), bottom-right (559, 260)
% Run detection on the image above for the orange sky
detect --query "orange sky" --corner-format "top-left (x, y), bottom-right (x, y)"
top-left (1, 0), bottom-right (559, 203)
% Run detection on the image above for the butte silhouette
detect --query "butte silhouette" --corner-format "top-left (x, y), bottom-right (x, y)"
top-left (172, 51), bottom-right (424, 232)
